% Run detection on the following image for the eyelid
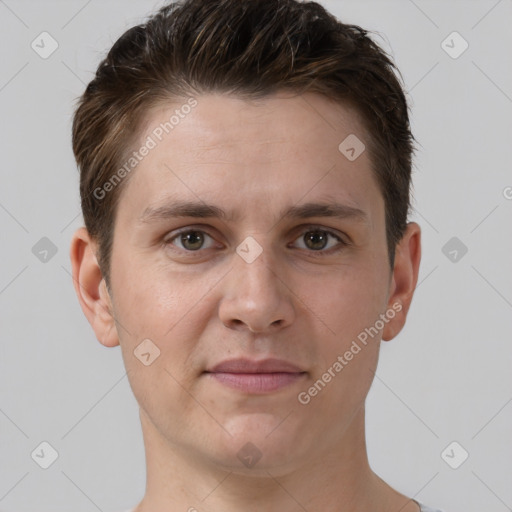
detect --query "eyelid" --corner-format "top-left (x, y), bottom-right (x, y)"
top-left (164, 224), bottom-right (350, 254)
top-left (292, 224), bottom-right (349, 243)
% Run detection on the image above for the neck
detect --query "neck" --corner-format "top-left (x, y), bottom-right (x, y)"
top-left (134, 406), bottom-right (412, 512)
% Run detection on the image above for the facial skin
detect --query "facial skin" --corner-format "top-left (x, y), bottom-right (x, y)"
top-left (71, 92), bottom-right (421, 512)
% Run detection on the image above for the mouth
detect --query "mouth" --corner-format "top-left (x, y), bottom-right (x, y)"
top-left (204, 358), bottom-right (307, 393)
top-left (205, 372), bottom-right (307, 393)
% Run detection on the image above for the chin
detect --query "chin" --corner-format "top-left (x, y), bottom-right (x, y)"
top-left (204, 414), bottom-right (306, 473)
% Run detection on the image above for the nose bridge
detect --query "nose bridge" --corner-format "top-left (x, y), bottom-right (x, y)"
top-left (219, 235), bottom-right (294, 332)
top-left (234, 235), bottom-right (282, 301)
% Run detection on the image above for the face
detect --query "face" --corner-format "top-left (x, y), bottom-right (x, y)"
top-left (95, 92), bottom-right (405, 474)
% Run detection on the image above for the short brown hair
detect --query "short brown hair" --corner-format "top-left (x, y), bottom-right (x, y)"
top-left (72, 0), bottom-right (415, 287)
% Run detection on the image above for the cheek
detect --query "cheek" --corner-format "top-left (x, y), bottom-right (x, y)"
top-left (112, 265), bottom-right (209, 422)
top-left (314, 263), bottom-right (389, 342)
top-left (302, 284), bottom-right (382, 416)
top-left (111, 254), bottom-right (207, 342)
top-left (303, 263), bottom-right (388, 401)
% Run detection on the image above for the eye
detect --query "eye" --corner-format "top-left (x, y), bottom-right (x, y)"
top-left (164, 226), bottom-right (348, 256)
top-left (291, 227), bottom-right (347, 254)
top-left (165, 229), bottom-right (217, 251)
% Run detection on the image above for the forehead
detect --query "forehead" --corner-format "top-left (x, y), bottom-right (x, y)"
top-left (117, 92), bottom-right (382, 226)
top-left (143, 92), bottom-right (368, 158)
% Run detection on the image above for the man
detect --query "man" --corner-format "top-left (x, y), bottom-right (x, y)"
top-left (70, 0), bottom-right (442, 510)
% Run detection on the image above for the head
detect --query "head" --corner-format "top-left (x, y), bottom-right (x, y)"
top-left (71, 0), bottom-right (420, 475)
top-left (73, 0), bottom-right (415, 288)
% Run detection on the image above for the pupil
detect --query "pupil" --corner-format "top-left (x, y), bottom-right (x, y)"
top-left (306, 231), bottom-right (326, 250)
top-left (182, 231), bottom-right (203, 250)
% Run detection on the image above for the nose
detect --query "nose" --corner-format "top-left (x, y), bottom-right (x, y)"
top-left (218, 243), bottom-right (295, 334)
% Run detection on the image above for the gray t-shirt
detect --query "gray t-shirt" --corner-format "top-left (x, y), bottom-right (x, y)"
top-left (417, 503), bottom-right (444, 512)
top-left (121, 502), bottom-right (443, 511)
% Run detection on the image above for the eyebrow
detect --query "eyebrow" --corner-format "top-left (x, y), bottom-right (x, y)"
top-left (138, 199), bottom-right (369, 225)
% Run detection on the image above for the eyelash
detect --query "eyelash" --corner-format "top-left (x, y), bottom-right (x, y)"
top-left (163, 225), bottom-right (349, 257)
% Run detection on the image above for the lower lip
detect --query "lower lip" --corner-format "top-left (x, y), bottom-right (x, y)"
top-left (207, 372), bottom-right (306, 393)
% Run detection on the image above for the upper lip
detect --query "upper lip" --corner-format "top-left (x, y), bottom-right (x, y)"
top-left (206, 358), bottom-right (305, 374)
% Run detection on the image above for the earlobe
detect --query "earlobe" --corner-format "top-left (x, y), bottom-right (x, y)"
top-left (70, 227), bottom-right (120, 347)
top-left (382, 222), bottom-right (421, 341)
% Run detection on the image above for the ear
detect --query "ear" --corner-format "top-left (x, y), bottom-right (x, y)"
top-left (382, 222), bottom-right (421, 341)
top-left (69, 227), bottom-right (119, 347)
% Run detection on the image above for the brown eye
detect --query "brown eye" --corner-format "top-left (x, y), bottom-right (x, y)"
top-left (291, 227), bottom-right (346, 254)
top-left (179, 231), bottom-right (204, 250)
top-left (303, 230), bottom-right (329, 250)
top-left (166, 230), bottom-right (216, 251)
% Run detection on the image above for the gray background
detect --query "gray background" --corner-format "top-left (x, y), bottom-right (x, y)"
top-left (1, 1), bottom-right (511, 511)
